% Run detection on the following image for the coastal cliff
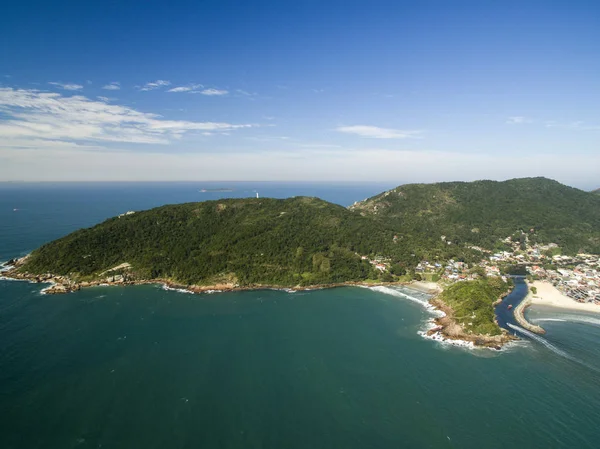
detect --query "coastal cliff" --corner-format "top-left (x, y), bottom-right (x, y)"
top-left (426, 288), bottom-right (517, 349)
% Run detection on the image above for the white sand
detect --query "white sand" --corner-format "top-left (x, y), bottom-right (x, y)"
top-left (529, 281), bottom-right (600, 314)
top-left (409, 281), bottom-right (443, 294)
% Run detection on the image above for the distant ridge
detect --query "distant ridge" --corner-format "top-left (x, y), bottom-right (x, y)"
top-left (350, 177), bottom-right (600, 257)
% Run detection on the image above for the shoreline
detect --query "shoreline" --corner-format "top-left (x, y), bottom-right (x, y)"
top-left (512, 280), bottom-right (600, 335)
top-left (424, 294), bottom-right (517, 350)
top-left (528, 281), bottom-right (600, 314)
top-left (0, 257), bottom-right (422, 297)
top-left (1, 257), bottom-right (515, 350)
top-left (514, 296), bottom-right (546, 334)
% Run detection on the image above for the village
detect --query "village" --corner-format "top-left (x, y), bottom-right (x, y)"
top-left (364, 233), bottom-right (600, 306)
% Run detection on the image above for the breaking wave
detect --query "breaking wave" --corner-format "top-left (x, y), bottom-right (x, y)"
top-left (161, 285), bottom-right (195, 295)
top-left (369, 286), bottom-right (443, 317)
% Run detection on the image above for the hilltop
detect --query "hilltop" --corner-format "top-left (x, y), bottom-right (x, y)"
top-left (14, 197), bottom-right (398, 288)
top-left (350, 177), bottom-right (600, 258)
top-left (8, 177), bottom-right (600, 291)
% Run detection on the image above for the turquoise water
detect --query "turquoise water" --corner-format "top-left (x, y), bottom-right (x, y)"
top-left (1, 183), bottom-right (600, 449)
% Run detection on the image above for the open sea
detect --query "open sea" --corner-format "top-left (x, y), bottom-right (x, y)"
top-left (1, 182), bottom-right (600, 449)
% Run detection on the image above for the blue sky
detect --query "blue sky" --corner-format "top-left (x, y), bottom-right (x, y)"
top-left (0, 0), bottom-right (599, 188)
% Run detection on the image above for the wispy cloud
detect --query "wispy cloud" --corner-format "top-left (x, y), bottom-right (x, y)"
top-left (246, 135), bottom-right (290, 142)
top-left (506, 116), bottom-right (600, 130)
top-left (102, 82), bottom-right (120, 91)
top-left (48, 82), bottom-right (83, 91)
top-left (506, 116), bottom-right (532, 125)
top-left (167, 84), bottom-right (203, 93)
top-left (236, 89), bottom-right (257, 97)
top-left (545, 121), bottom-right (600, 131)
top-left (137, 80), bottom-right (171, 91)
top-left (299, 143), bottom-right (342, 149)
top-left (0, 88), bottom-right (254, 147)
top-left (195, 88), bottom-right (228, 96)
top-left (336, 125), bottom-right (421, 139)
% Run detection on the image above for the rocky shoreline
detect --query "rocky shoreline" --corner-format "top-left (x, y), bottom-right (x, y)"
top-left (0, 256), bottom-right (412, 297)
top-left (2, 256), bottom-right (519, 350)
top-left (424, 293), bottom-right (518, 350)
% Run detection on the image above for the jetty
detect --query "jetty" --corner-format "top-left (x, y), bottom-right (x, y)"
top-left (514, 297), bottom-right (545, 334)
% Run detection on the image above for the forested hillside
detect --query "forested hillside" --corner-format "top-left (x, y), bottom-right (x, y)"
top-left (20, 197), bottom-right (397, 286)
top-left (351, 177), bottom-right (600, 256)
top-left (16, 178), bottom-right (600, 288)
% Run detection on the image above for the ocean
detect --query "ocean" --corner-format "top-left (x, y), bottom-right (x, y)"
top-left (1, 182), bottom-right (600, 449)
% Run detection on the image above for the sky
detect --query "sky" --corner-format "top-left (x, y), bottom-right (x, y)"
top-left (0, 0), bottom-right (599, 188)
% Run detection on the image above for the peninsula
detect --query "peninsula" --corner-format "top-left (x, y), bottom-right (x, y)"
top-left (3, 177), bottom-right (600, 347)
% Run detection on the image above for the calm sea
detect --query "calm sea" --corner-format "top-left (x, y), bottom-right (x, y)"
top-left (1, 182), bottom-right (600, 449)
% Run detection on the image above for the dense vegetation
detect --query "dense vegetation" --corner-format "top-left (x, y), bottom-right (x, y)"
top-left (19, 177), bottom-right (600, 288)
top-left (21, 197), bottom-right (398, 286)
top-left (351, 177), bottom-right (600, 257)
top-left (439, 277), bottom-right (513, 336)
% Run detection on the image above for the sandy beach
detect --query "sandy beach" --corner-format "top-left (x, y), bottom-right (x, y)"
top-left (409, 281), bottom-right (443, 294)
top-left (529, 281), bottom-right (600, 314)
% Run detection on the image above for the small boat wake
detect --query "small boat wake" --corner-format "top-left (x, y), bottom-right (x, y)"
top-left (507, 322), bottom-right (600, 373)
top-left (507, 323), bottom-right (571, 359)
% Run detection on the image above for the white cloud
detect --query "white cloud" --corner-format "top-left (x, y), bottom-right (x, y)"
top-left (167, 84), bottom-right (203, 93)
top-left (506, 116), bottom-right (531, 125)
top-left (336, 125), bottom-right (421, 139)
top-left (48, 82), bottom-right (83, 91)
top-left (0, 88), bottom-right (253, 147)
top-left (545, 120), bottom-right (600, 131)
top-left (137, 80), bottom-right (171, 91)
top-left (195, 88), bottom-right (229, 96)
top-left (102, 82), bottom-right (120, 90)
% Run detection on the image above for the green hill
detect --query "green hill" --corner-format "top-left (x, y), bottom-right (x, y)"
top-left (15, 178), bottom-right (600, 288)
top-left (19, 197), bottom-right (396, 287)
top-left (350, 177), bottom-right (600, 257)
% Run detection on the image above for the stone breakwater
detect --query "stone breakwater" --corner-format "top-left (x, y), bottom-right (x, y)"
top-left (514, 297), bottom-right (546, 334)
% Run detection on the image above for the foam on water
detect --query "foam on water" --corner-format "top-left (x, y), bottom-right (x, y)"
top-left (369, 286), bottom-right (443, 316)
top-left (161, 284), bottom-right (196, 295)
top-left (370, 286), bottom-right (485, 350)
top-left (507, 323), bottom-right (575, 360)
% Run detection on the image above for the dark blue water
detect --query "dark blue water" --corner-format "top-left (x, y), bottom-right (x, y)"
top-left (2, 183), bottom-right (600, 449)
top-left (495, 276), bottom-right (528, 331)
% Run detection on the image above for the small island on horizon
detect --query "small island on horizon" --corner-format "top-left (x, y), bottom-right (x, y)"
top-left (3, 177), bottom-right (600, 349)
